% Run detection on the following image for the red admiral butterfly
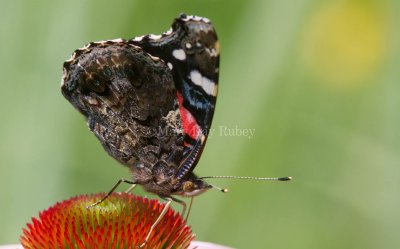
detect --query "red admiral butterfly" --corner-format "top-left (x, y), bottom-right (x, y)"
top-left (61, 13), bottom-right (290, 246)
top-left (62, 13), bottom-right (221, 198)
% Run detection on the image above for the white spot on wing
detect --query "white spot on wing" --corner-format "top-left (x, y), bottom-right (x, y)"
top-left (189, 70), bottom-right (217, 96)
top-left (167, 62), bottom-right (173, 70)
top-left (110, 38), bottom-right (124, 43)
top-left (205, 48), bottom-right (218, 57)
top-left (149, 34), bottom-right (162, 40)
top-left (132, 36), bottom-right (144, 42)
top-left (181, 15), bottom-right (211, 24)
top-left (93, 38), bottom-right (123, 44)
top-left (202, 17), bottom-right (211, 23)
top-left (172, 49), bottom-right (186, 60)
top-left (163, 28), bottom-right (173, 35)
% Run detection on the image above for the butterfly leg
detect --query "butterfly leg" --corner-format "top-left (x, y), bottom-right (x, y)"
top-left (138, 197), bottom-right (172, 248)
top-left (159, 195), bottom-right (187, 216)
top-left (87, 178), bottom-right (137, 209)
top-left (184, 197), bottom-right (194, 222)
top-left (124, 183), bottom-right (137, 193)
top-left (169, 196), bottom-right (187, 217)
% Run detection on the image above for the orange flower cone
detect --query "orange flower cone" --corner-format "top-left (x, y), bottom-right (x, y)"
top-left (20, 193), bottom-right (194, 249)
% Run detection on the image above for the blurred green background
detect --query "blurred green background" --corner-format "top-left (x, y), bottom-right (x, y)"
top-left (1, 0), bottom-right (399, 248)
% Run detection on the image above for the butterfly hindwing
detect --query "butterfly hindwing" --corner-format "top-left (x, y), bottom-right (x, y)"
top-left (61, 40), bottom-right (185, 170)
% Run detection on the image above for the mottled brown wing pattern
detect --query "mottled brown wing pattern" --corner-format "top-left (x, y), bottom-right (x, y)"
top-left (61, 14), bottom-right (218, 198)
top-left (61, 40), bottom-right (185, 171)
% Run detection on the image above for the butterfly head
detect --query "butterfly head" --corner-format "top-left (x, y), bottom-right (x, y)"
top-left (175, 176), bottom-right (213, 197)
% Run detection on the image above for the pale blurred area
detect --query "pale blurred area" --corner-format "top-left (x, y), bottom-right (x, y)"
top-left (301, 1), bottom-right (388, 88)
top-left (0, 0), bottom-right (399, 248)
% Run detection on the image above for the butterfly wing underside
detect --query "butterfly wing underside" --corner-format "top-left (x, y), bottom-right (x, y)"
top-left (61, 40), bottom-right (186, 172)
top-left (61, 14), bottom-right (219, 194)
top-left (130, 14), bottom-right (220, 180)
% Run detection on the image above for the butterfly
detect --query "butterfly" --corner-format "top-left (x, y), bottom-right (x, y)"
top-left (61, 13), bottom-right (220, 210)
top-left (61, 13), bottom-right (289, 246)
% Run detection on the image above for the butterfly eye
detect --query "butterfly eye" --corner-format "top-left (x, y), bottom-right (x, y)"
top-left (182, 181), bottom-right (194, 192)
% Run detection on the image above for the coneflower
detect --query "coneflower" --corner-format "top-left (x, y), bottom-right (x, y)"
top-left (20, 193), bottom-right (193, 249)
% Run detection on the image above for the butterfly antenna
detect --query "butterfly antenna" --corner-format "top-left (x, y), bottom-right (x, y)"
top-left (200, 176), bottom-right (292, 181)
top-left (202, 176), bottom-right (291, 194)
top-left (209, 183), bottom-right (229, 193)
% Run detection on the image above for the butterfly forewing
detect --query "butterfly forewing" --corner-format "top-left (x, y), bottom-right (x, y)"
top-left (129, 14), bottom-right (220, 179)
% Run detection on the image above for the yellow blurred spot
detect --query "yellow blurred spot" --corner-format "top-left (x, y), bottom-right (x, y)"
top-left (301, 1), bottom-right (387, 88)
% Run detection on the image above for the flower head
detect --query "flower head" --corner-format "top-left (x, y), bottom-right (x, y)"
top-left (20, 193), bottom-right (194, 249)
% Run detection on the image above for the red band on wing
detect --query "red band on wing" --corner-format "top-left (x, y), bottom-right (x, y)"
top-left (177, 92), bottom-right (201, 139)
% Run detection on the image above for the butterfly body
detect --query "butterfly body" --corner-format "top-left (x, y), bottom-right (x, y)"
top-left (61, 14), bottom-right (219, 198)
